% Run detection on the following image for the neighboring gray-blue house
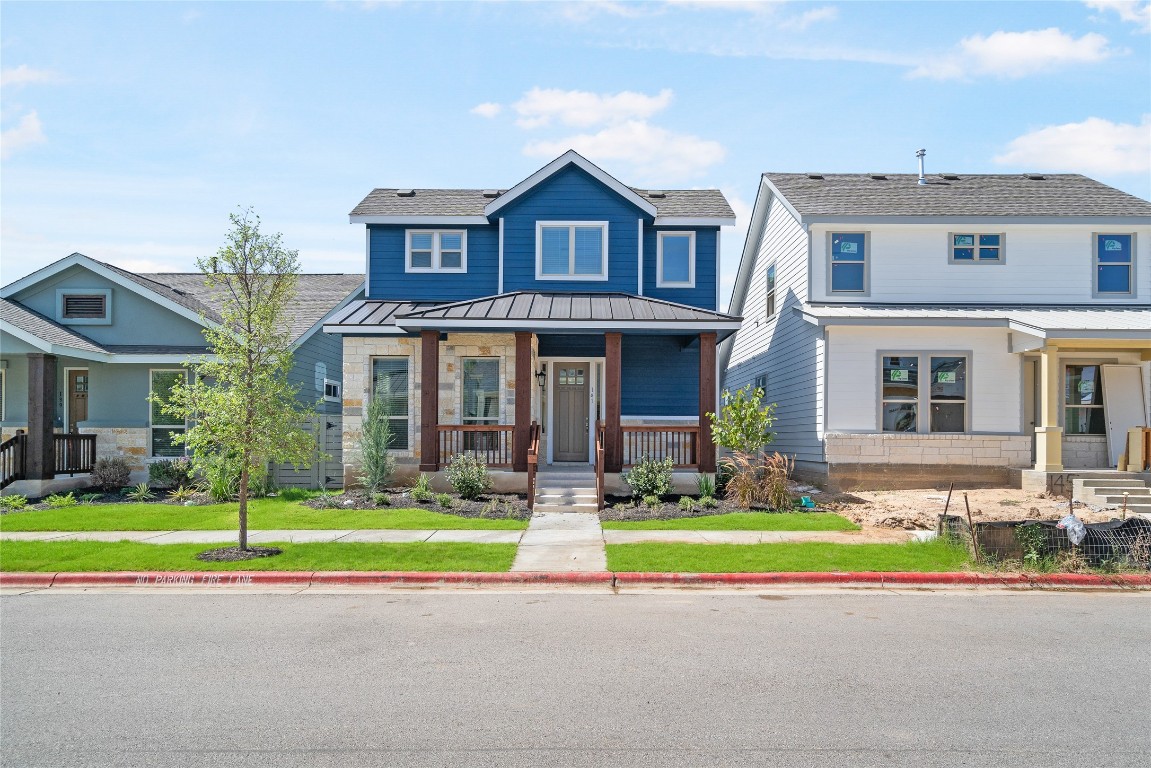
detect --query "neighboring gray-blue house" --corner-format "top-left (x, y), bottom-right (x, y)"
top-left (323, 150), bottom-right (740, 492)
top-left (0, 253), bottom-right (363, 493)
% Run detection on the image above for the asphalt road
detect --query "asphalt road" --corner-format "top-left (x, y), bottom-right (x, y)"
top-left (1, 589), bottom-right (1149, 767)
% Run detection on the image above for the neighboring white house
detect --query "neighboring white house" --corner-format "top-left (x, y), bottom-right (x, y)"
top-left (722, 170), bottom-right (1151, 491)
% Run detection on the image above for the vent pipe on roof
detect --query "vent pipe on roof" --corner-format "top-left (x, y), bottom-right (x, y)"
top-left (915, 149), bottom-right (927, 185)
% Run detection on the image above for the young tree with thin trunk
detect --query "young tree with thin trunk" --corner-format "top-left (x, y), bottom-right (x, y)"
top-left (160, 208), bottom-right (315, 552)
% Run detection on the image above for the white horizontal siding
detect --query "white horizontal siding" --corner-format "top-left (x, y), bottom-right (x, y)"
top-left (810, 223), bottom-right (1150, 304)
top-left (826, 325), bottom-right (1022, 433)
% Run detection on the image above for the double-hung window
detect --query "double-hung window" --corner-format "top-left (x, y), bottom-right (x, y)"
top-left (406, 230), bottom-right (466, 272)
top-left (536, 222), bottom-right (607, 280)
top-left (950, 233), bottom-right (1004, 263)
top-left (830, 233), bottom-right (867, 293)
top-left (1064, 364), bottom-right (1105, 435)
top-left (1094, 234), bottom-right (1134, 295)
top-left (149, 369), bottom-right (187, 457)
top-left (657, 231), bottom-right (695, 287)
top-left (880, 354), bottom-right (968, 433)
top-left (371, 357), bottom-right (410, 450)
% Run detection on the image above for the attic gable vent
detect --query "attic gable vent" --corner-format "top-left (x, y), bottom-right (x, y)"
top-left (806, 174), bottom-right (824, 180)
top-left (481, 189), bottom-right (501, 198)
top-left (870, 174), bottom-right (888, 180)
top-left (646, 190), bottom-right (666, 198)
top-left (1024, 174), bottom-right (1046, 180)
top-left (396, 189), bottom-right (415, 197)
top-left (62, 294), bottom-right (107, 319)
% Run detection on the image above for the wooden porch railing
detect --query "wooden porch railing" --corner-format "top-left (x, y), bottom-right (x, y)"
top-left (595, 421), bottom-right (605, 510)
top-left (54, 433), bottom-right (96, 476)
top-left (436, 424), bottom-right (514, 468)
top-left (621, 426), bottom-right (700, 469)
top-left (0, 434), bottom-right (26, 490)
top-left (526, 421), bottom-right (541, 510)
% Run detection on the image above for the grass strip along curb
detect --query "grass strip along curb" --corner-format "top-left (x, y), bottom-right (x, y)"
top-left (3, 571), bottom-right (1148, 590)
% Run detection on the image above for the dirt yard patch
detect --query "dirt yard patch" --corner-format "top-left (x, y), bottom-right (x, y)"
top-left (810, 486), bottom-right (1122, 530)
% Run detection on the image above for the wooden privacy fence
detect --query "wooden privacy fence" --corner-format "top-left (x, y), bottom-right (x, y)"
top-left (54, 434), bottom-right (96, 476)
top-left (621, 426), bottom-right (700, 469)
top-left (437, 425), bottom-right (514, 468)
top-left (0, 434), bottom-right (26, 490)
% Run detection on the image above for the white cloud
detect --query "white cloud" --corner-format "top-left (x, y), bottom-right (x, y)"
top-left (1, 65), bottom-right (62, 89)
top-left (994, 115), bottom-right (1151, 175)
top-left (471, 102), bottom-right (502, 118)
top-left (777, 5), bottom-right (838, 30)
top-left (1, 110), bottom-right (46, 160)
top-left (1086, 1), bottom-right (1151, 32)
top-left (523, 119), bottom-right (725, 182)
top-left (910, 28), bottom-right (1114, 79)
top-left (513, 87), bottom-right (674, 129)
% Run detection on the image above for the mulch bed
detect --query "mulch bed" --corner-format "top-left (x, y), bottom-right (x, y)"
top-left (195, 546), bottom-right (283, 562)
top-left (599, 494), bottom-right (751, 522)
top-left (301, 489), bottom-right (533, 521)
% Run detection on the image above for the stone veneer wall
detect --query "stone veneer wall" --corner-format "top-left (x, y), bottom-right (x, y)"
top-left (825, 433), bottom-right (1033, 468)
top-left (1, 425), bottom-right (28, 443)
top-left (1062, 435), bottom-right (1109, 469)
top-left (342, 333), bottom-right (538, 488)
top-left (79, 427), bottom-right (150, 473)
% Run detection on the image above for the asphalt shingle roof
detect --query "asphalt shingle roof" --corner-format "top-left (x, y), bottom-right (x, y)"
top-left (0, 298), bottom-right (106, 354)
top-left (764, 173), bottom-right (1151, 218)
top-left (349, 188), bottom-right (735, 219)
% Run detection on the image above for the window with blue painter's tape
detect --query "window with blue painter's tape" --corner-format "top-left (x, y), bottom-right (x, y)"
top-left (658, 232), bottom-right (694, 287)
top-left (536, 222), bottom-right (608, 280)
top-left (830, 232), bottom-right (867, 293)
top-left (1095, 233), bottom-right (1133, 295)
top-left (950, 233), bottom-right (1003, 263)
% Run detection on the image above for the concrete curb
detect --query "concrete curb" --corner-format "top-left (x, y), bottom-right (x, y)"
top-left (2, 570), bottom-right (1149, 590)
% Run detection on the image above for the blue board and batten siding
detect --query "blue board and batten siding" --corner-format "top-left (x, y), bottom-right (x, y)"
top-left (365, 165), bottom-right (719, 311)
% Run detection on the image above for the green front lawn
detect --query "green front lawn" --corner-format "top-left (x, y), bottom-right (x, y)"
top-left (0, 540), bottom-right (517, 572)
top-left (0, 497), bottom-right (528, 532)
top-left (601, 512), bottom-right (858, 532)
top-left (606, 538), bottom-right (970, 573)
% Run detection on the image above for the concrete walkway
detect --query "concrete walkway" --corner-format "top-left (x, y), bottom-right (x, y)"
top-left (509, 512), bottom-right (607, 572)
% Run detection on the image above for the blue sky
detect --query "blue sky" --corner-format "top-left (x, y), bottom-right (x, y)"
top-left (2, 0), bottom-right (1148, 307)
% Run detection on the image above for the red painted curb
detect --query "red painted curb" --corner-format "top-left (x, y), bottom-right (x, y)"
top-left (310, 571), bottom-right (615, 586)
top-left (48, 571), bottom-right (316, 587)
top-left (0, 572), bottom-right (58, 588)
top-left (615, 571), bottom-right (887, 585)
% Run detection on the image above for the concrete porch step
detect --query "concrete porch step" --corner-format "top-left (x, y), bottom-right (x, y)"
top-left (534, 504), bottom-right (600, 513)
top-left (535, 487), bottom-right (597, 496)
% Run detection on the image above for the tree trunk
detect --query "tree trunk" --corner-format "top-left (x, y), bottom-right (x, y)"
top-left (238, 462), bottom-right (249, 551)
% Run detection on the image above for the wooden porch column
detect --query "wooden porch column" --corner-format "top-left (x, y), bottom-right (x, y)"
top-left (698, 332), bottom-right (717, 473)
top-left (1034, 344), bottom-right (1063, 472)
top-left (419, 330), bottom-right (439, 472)
top-left (27, 353), bottom-right (57, 481)
top-left (605, 332), bottom-right (622, 473)
top-left (513, 332), bottom-right (532, 472)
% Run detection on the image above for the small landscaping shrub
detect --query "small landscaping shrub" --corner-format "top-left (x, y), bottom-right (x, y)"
top-left (446, 453), bottom-right (491, 500)
top-left (79, 493), bottom-right (102, 504)
top-left (410, 473), bottom-right (434, 502)
top-left (696, 473), bottom-right (716, 499)
top-left (678, 496), bottom-right (695, 512)
top-left (0, 494), bottom-right (28, 510)
top-left (313, 489), bottom-right (340, 509)
top-left (125, 482), bottom-right (156, 502)
top-left (91, 457), bottom-right (131, 492)
top-left (148, 458), bottom-right (195, 489)
top-left (371, 492), bottom-right (391, 506)
top-left (45, 492), bottom-right (78, 508)
top-left (643, 494), bottom-right (661, 509)
top-left (613, 501), bottom-right (632, 511)
top-left (358, 395), bottom-right (396, 493)
top-left (504, 501), bottom-right (518, 519)
top-left (623, 455), bottom-right (673, 500)
top-left (202, 452), bottom-right (272, 502)
top-left (277, 487), bottom-right (310, 502)
top-left (167, 486), bottom-right (197, 503)
top-left (700, 495), bottom-right (719, 509)
top-left (434, 492), bottom-right (454, 509)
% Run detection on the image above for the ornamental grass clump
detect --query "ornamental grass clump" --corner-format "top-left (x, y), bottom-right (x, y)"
top-left (410, 473), bottom-right (434, 503)
top-left (723, 451), bottom-right (794, 511)
top-left (622, 455), bottom-right (673, 500)
top-left (446, 453), bottom-right (491, 500)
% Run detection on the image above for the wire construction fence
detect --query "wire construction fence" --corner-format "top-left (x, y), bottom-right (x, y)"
top-left (939, 514), bottom-right (1151, 571)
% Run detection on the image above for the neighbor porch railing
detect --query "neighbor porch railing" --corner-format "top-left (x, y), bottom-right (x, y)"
top-left (436, 424), bottom-right (514, 468)
top-left (621, 425), bottom-right (700, 469)
top-left (0, 434), bottom-right (26, 490)
top-left (595, 421), bottom-right (606, 510)
top-left (526, 421), bottom-right (541, 510)
top-left (54, 433), bottom-right (97, 476)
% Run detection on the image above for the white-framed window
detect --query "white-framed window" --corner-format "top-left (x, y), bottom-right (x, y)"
top-left (406, 230), bottom-right (467, 273)
top-left (536, 221), bottom-right (608, 280)
top-left (149, 369), bottom-right (188, 457)
top-left (950, 233), bottom-right (1004, 264)
top-left (1064, 364), bottom-right (1105, 435)
top-left (323, 379), bottom-right (341, 403)
top-left (371, 357), bottom-right (410, 450)
top-left (656, 231), bottom-right (695, 287)
top-left (880, 354), bottom-right (968, 433)
top-left (56, 288), bottom-right (112, 325)
top-left (1094, 233), bottom-right (1134, 296)
top-left (765, 262), bottom-right (776, 317)
top-left (829, 232), bottom-right (868, 294)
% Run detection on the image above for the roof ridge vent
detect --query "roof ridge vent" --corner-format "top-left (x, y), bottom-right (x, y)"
top-left (396, 189), bottom-right (415, 197)
top-left (647, 190), bottom-right (666, 198)
top-left (482, 189), bottom-right (501, 198)
top-left (806, 174), bottom-right (824, 180)
top-left (1024, 173), bottom-right (1046, 180)
top-left (941, 173), bottom-right (961, 180)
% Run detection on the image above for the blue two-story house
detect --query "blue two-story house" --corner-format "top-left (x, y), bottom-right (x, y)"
top-left (324, 150), bottom-right (740, 492)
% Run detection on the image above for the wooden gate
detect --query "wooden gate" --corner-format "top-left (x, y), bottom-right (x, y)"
top-left (272, 415), bottom-right (344, 490)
